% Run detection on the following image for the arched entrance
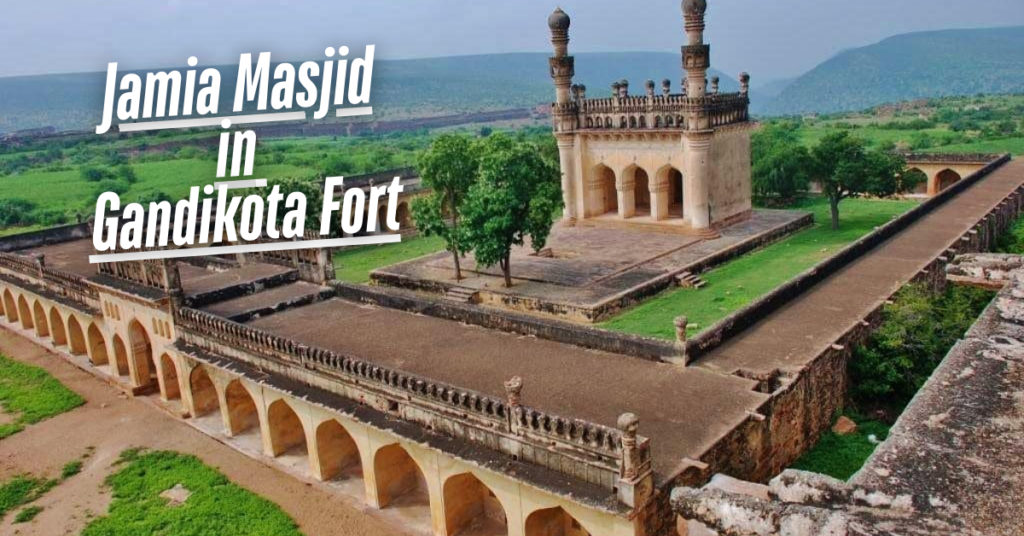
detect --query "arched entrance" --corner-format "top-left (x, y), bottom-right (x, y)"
top-left (373, 444), bottom-right (429, 509)
top-left (17, 296), bottom-right (33, 330)
top-left (225, 380), bottom-right (259, 436)
top-left (86, 323), bottom-right (108, 365)
top-left (662, 167), bottom-right (684, 217)
top-left (128, 320), bottom-right (155, 388)
top-left (593, 165), bottom-right (617, 216)
top-left (936, 169), bottom-right (962, 192)
top-left (2, 290), bottom-right (16, 323)
top-left (49, 307), bottom-right (67, 346)
top-left (525, 507), bottom-right (591, 536)
top-left (443, 473), bottom-right (508, 536)
top-left (906, 168), bottom-right (928, 195)
top-left (32, 301), bottom-right (49, 338)
top-left (396, 202), bottom-right (411, 229)
top-left (189, 366), bottom-right (220, 417)
top-left (315, 420), bottom-right (362, 481)
top-left (159, 354), bottom-right (181, 401)
top-left (111, 335), bottom-right (130, 377)
top-left (629, 167), bottom-right (651, 217)
top-left (267, 399), bottom-right (307, 457)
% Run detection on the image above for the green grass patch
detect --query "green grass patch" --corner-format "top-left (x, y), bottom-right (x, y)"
top-left (14, 505), bottom-right (43, 524)
top-left (790, 414), bottom-right (890, 481)
top-left (0, 475), bottom-right (57, 519)
top-left (334, 234), bottom-right (447, 284)
top-left (599, 197), bottom-right (917, 339)
top-left (0, 355), bottom-right (85, 439)
top-left (61, 460), bottom-right (84, 480)
top-left (82, 449), bottom-right (301, 536)
top-left (926, 136), bottom-right (1024, 156)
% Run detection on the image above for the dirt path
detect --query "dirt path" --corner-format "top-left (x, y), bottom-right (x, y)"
top-left (0, 328), bottom-right (408, 536)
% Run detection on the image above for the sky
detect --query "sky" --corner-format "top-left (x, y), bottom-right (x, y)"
top-left (3, 0), bottom-right (1023, 82)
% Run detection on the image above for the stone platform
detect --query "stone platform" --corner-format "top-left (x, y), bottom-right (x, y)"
top-left (370, 209), bottom-right (812, 322)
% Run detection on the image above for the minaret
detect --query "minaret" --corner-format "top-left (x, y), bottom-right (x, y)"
top-left (681, 0), bottom-right (709, 99)
top-left (548, 7), bottom-right (578, 223)
top-left (681, 0), bottom-right (713, 230)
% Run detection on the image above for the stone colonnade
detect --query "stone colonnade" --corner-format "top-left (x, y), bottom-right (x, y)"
top-left (0, 281), bottom-right (633, 536)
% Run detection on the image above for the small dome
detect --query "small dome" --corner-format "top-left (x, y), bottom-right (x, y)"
top-left (548, 8), bottom-right (571, 31)
top-left (682, 0), bottom-right (707, 16)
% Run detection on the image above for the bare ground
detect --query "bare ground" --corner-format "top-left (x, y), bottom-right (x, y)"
top-left (0, 327), bottom-right (410, 536)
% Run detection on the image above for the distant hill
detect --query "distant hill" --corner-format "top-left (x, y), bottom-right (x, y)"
top-left (762, 26), bottom-right (1024, 116)
top-left (0, 52), bottom-right (736, 134)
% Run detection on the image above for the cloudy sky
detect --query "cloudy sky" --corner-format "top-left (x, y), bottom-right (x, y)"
top-left (3, 0), bottom-right (1023, 82)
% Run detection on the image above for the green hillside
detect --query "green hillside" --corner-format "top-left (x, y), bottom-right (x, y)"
top-left (0, 53), bottom-right (736, 134)
top-left (762, 26), bottom-right (1024, 116)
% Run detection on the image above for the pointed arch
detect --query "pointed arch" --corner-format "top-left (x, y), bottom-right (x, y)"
top-left (267, 399), bottom-right (306, 457)
top-left (17, 295), bottom-right (33, 330)
top-left (188, 366), bottom-right (220, 417)
top-left (656, 165), bottom-right (685, 218)
top-left (2, 289), bottom-right (16, 323)
top-left (127, 319), bottom-right (155, 387)
top-left (225, 380), bottom-right (259, 436)
top-left (87, 323), bottom-right (108, 365)
top-left (443, 472), bottom-right (508, 536)
top-left (592, 164), bottom-right (617, 217)
top-left (936, 168), bottom-right (962, 192)
top-left (112, 334), bottom-right (129, 377)
top-left (158, 353), bottom-right (181, 401)
top-left (315, 419), bottom-right (361, 482)
top-left (525, 506), bottom-right (591, 536)
top-left (905, 167), bottom-right (928, 195)
top-left (49, 307), bottom-right (67, 346)
top-left (625, 165), bottom-right (651, 217)
top-left (32, 300), bottom-right (49, 337)
top-left (373, 444), bottom-right (429, 509)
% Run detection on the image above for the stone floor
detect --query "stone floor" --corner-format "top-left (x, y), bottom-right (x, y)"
top-left (372, 209), bottom-right (810, 321)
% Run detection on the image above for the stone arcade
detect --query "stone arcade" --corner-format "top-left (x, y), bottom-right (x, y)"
top-left (548, 0), bottom-right (753, 233)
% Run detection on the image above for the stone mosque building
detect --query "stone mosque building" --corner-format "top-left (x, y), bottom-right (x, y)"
top-left (548, 0), bottom-right (753, 233)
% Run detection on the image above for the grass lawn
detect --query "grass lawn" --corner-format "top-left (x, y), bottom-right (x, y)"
top-left (0, 475), bottom-right (56, 520)
top-left (790, 414), bottom-right (890, 480)
top-left (0, 355), bottom-right (84, 439)
top-left (599, 197), bottom-right (917, 339)
top-left (82, 449), bottom-right (302, 536)
top-left (0, 159), bottom-right (311, 213)
top-left (927, 136), bottom-right (1024, 156)
top-left (334, 234), bottom-right (446, 283)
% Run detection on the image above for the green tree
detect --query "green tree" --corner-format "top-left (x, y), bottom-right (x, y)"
top-left (811, 132), bottom-right (912, 230)
top-left (461, 134), bottom-right (561, 288)
top-left (751, 124), bottom-right (810, 202)
top-left (115, 165), bottom-right (138, 184)
top-left (80, 166), bottom-right (112, 182)
top-left (410, 134), bottom-right (479, 280)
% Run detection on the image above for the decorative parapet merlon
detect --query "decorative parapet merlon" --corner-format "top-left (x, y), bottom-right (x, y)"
top-left (173, 306), bottom-right (651, 498)
top-left (554, 92), bottom-right (749, 131)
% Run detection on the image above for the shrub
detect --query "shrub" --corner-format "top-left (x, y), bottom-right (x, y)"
top-left (0, 199), bottom-right (38, 227)
top-left (80, 166), bottom-right (113, 182)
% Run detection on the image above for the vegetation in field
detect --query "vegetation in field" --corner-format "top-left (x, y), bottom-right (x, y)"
top-left (334, 235), bottom-right (446, 284)
top-left (0, 475), bottom-right (57, 520)
top-left (996, 215), bottom-right (1024, 254)
top-left (61, 460), bottom-right (84, 479)
top-left (851, 283), bottom-right (995, 413)
top-left (790, 413), bottom-right (890, 481)
top-left (599, 197), bottom-right (916, 339)
top-left (13, 505), bottom-right (44, 524)
top-left (0, 355), bottom-right (85, 439)
top-left (82, 449), bottom-right (302, 536)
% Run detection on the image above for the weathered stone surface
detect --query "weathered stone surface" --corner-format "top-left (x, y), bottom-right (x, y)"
top-left (159, 483), bottom-right (192, 506)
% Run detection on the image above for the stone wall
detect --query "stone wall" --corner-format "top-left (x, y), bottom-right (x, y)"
top-left (0, 222), bottom-right (91, 252)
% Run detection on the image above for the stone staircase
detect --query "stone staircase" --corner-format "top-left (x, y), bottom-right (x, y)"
top-left (443, 286), bottom-right (478, 304)
top-left (675, 271), bottom-right (707, 289)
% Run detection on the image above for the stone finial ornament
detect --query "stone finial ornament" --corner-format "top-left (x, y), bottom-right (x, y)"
top-left (662, 79), bottom-right (672, 96)
top-left (618, 413), bottom-right (640, 480)
top-left (645, 79), bottom-right (656, 97)
top-left (504, 376), bottom-right (524, 408)
top-left (577, 84), bottom-right (586, 99)
top-left (682, 0), bottom-right (708, 16)
top-left (674, 316), bottom-right (689, 343)
top-left (710, 76), bottom-right (720, 94)
top-left (617, 412), bottom-right (640, 436)
top-left (548, 7), bottom-right (571, 31)
top-left (739, 72), bottom-right (751, 94)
